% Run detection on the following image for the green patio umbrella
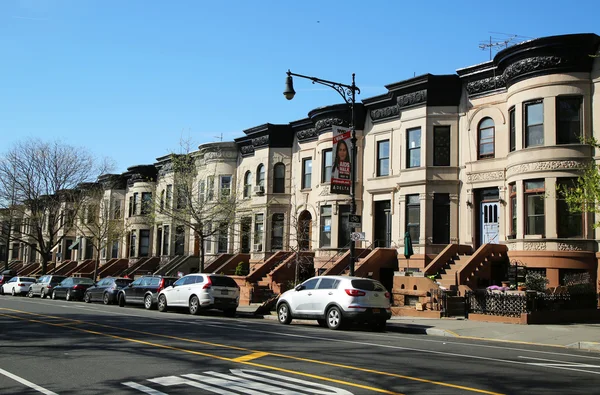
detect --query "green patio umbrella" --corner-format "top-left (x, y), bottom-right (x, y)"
top-left (404, 231), bottom-right (414, 259)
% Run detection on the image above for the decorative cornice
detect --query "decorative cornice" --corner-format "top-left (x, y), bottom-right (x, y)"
top-left (315, 117), bottom-right (346, 131)
top-left (397, 89), bottom-right (427, 108)
top-left (297, 128), bottom-right (318, 141)
top-left (240, 145), bottom-right (255, 156)
top-left (252, 135), bottom-right (269, 148)
top-left (503, 55), bottom-right (565, 82)
top-left (466, 75), bottom-right (505, 95)
top-left (506, 160), bottom-right (586, 177)
top-left (466, 56), bottom-right (568, 96)
top-left (467, 170), bottom-right (505, 183)
top-left (370, 105), bottom-right (400, 122)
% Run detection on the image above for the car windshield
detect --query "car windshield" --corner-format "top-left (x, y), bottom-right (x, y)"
top-left (74, 278), bottom-right (94, 285)
top-left (209, 276), bottom-right (237, 287)
top-left (52, 276), bottom-right (67, 282)
top-left (22, 278), bottom-right (36, 283)
top-left (350, 279), bottom-right (386, 292)
top-left (116, 279), bottom-right (133, 287)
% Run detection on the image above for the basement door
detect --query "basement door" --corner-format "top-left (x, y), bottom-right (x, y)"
top-left (481, 202), bottom-right (499, 244)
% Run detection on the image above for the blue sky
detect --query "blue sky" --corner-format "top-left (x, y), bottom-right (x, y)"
top-left (1, 0), bottom-right (598, 173)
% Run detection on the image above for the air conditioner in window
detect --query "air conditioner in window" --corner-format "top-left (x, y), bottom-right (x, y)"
top-left (253, 185), bottom-right (265, 195)
top-left (253, 243), bottom-right (263, 252)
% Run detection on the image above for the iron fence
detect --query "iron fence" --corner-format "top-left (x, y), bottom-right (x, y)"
top-left (466, 290), bottom-right (599, 317)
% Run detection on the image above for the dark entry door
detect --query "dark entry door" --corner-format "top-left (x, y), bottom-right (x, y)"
top-left (374, 201), bottom-right (391, 247)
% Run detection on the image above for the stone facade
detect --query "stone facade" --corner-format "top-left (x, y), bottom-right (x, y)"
top-left (4, 33), bottom-right (600, 292)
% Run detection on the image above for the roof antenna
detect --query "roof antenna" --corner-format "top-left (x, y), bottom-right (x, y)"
top-left (479, 32), bottom-right (532, 60)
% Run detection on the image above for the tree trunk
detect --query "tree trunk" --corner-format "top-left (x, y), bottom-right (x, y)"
top-left (199, 237), bottom-right (205, 273)
top-left (41, 252), bottom-right (51, 275)
top-left (93, 258), bottom-right (100, 281)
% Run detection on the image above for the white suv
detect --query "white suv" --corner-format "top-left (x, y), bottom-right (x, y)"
top-left (276, 276), bottom-right (392, 330)
top-left (157, 274), bottom-right (240, 317)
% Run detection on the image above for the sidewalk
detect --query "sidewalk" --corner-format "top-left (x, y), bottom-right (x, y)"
top-left (237, 305), bottom-right (600, 352)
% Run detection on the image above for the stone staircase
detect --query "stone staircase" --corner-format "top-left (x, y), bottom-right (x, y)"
top-left (424, 244), bottom-right (473, 291)
top-left (436, 255), bottom-right (472, 290)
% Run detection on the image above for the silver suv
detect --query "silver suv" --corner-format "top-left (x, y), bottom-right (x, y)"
top-left (276, 276), bottom-right (392, 330)
top-left (157, 274), bottom-right (240, 317)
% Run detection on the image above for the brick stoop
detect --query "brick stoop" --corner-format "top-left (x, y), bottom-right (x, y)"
top-left (391, 307), bottom-right (442, 319)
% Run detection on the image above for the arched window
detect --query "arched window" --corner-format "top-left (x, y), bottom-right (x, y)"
top-left (273, 163), bottom-right (285, 193)
top-left (256, 164), bottom-right (265, 188)
top-left (243, 171), bottom-right (252, 198)
top-left (478, 118), bottom-right (495, 159)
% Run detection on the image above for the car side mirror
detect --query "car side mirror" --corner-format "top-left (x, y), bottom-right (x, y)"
top-left (295, 284), bottom-right (305, 291)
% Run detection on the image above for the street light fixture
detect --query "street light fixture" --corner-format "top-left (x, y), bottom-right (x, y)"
top-left (283, 70), bottom-right (360, 276)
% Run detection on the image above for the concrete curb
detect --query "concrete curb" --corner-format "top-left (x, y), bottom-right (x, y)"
top-left (252, 313), bottom-right (459, 337)
top-left (567, 341), bottom-right (600, 352)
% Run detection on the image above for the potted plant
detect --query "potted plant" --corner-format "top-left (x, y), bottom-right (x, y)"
top-left (517, 282), bottom-right (527, 291)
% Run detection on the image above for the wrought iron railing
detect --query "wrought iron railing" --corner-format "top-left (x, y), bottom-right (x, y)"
top-left (466, 291), bottom-right (527, 317)
top-left (466, 290), bottom-right (599, 317)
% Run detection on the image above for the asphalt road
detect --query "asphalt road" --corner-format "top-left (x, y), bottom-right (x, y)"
top-left (1, 295), bottom-right (599, 395)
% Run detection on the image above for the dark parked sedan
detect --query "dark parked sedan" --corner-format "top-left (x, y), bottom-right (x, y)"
top-left (84, 277), bottom-right (133, 305)
top-left (51, 277), bottom-right (95, 301)
top-left (118, 275), bottom-right (178, 309)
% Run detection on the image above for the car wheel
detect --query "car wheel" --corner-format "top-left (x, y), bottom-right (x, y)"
top-left (277, 303), bottom-right (292, 325)
top-left (157, 295), bottom-right (168, 312)
top-left (103, 293), bottom-right (110, 305)
top-left (326, 306), bottom-right (344, 330)
top-left (84, 292), bottom-right (91, 303)
top-left (118, 294), bottom-right (125, 307)
top-left (11, 288), bottom-right (16, 296)
top-left (189, 295), bottom-right (200, 315)
top-left (52, 290), bottom-right (57, 300)
top-left (223, 308), bottom-right (236, 318)
top-left (66, 290), bottom-right (71, 301)
top-left (144, 294), bottom-right (153, 310)
top-left (317, 319), bottom-right (328, 328)
top-left (27, 289), bottom-right (34, 298)
top-left (40, 290), bottom-right (46, 299)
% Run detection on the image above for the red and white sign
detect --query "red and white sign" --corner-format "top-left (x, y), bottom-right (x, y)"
top-left (331, 125), bottom-right (352, 195)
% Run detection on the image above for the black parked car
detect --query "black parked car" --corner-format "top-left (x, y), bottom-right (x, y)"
top-left (118, 275), bottom-right (178, 310)
top-left (51, 277), bottom-right (95, 301)
top-left (84, 277), bottom-right (133, 305)
top-left (28, 274), bottom-right (68, 298)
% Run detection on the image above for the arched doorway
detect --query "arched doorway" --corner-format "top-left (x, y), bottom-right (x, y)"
top-left (298, 211), bottom-right (312, 251)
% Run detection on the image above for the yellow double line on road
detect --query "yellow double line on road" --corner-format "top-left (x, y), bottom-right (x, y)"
top-left (0, 308), bottom-right (503, 395)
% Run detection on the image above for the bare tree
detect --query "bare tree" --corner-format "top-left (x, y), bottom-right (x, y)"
top-left (149, 142), bottom-right (240, 273)
top-left (0, 138), bottom-right (111, 274)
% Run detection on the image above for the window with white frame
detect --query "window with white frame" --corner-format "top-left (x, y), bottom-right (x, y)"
top-left (243, 171), bottom-right (252, 198)
top-left (220, 175), bottom-right (232, 198)
top-left (407, 128), bottom-right (421, 168)
top-left (478, 118), bottom-right (495, 159)
top-left (377, 140), bottom-right (390, 176)
top-left (273, 163), bottom-right (285, 193)
top-left (524, 100), bottom-right (544, 147)
top-left (319, 206), bottom-right (332, 248)
top-left (525, 180), bottom-right (545, 236)
top-left (254, 214), bottom-right (264, 251)
top-left (302, 158), bottom-right (312, 189)
top-left (257, 164), bottom-right (265, 187)
top-left (322, 149), bottom-right (332, 183)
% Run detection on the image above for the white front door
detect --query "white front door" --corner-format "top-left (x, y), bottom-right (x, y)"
top-left (481, 202), bottom-right (499, 244)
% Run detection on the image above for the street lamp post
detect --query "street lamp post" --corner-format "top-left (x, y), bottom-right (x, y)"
top-left (284, 70), bottom-right (360, 276)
